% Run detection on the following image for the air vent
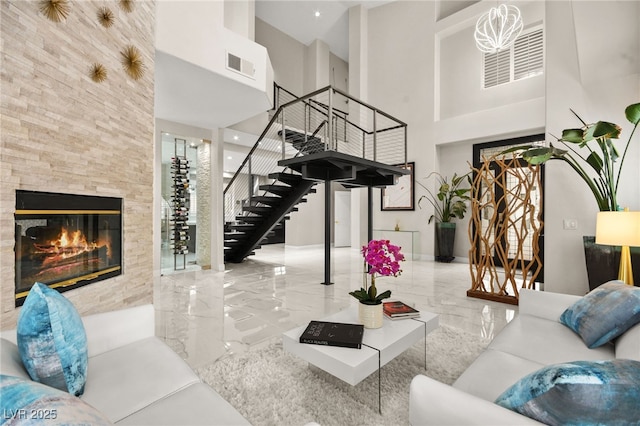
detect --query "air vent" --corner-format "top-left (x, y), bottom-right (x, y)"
top-left (226, 52), bottom-right (255, 79)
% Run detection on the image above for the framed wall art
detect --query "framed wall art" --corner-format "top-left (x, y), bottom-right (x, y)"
top-left (381, 162), bottom-right (415, 211)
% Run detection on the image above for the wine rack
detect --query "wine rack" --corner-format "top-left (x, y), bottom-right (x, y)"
top-left (171, 138), bottom-right (190, 270)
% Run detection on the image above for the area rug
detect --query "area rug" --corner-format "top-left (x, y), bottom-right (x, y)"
top-left (195, 325), bottom-right (489, 426)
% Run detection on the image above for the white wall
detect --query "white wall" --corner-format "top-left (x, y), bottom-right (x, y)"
top-left (330, 53), bottom-right (349, 93)
top-left (367, 1), bottom-right (438, 258)
top-left (225, 0), bottom-right (255, 40)
top-left (156, 1), bottom-right (270, 94)
top-left (543, 0), bottom-right (640, 295)
top-left (363, 0), bottom-right (639, 298)
top-left (255, 18), bottom-right (305, 95)
top-left (439, 1), bottom-right (544, 120)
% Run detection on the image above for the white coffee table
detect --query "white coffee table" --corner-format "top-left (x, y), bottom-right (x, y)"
top-left (282, 305), bottom-right (439, 413)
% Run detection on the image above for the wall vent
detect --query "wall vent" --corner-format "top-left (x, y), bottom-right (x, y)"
top-left (226, 52), bottom-right (255, 79)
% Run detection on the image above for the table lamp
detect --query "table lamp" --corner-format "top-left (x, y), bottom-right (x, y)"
top-left (595, 208), bottom-right (640, 285)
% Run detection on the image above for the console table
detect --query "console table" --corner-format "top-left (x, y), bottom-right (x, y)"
top-left (373, 229), bottom-right (419, 260)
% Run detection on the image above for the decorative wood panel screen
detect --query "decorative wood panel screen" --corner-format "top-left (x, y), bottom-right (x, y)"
top-left (468, 155), bottom-right (543, 304)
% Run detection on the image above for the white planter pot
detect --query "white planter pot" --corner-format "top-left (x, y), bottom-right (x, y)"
top-left (358, 302), bottom-right (383, 329)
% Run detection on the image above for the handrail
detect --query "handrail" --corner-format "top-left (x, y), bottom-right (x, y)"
top-left (332, 86), bottom-right (407, 127)
top-left (223, 102), bottom-right (288, 195)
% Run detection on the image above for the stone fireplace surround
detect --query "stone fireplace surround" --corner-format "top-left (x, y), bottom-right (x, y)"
top-left (0, 1), bottom-right (156, 329)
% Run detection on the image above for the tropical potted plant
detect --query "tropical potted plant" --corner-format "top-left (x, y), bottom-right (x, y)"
top-left (349, 239), bottom-right (405, 328)
top-left (417, 171), bottom-right (472, 262)
top-left (505, 102), bottom-right (640, 288)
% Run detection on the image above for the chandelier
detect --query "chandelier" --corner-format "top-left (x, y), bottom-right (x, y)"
top-left (474, 4), bottom-right (523, 54)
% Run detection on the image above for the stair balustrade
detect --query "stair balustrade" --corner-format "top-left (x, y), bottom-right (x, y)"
top-left (223, 85), bottom-right (407, 262)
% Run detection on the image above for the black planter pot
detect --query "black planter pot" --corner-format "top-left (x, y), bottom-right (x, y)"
top-left (435, 222), bottom-right (456, 263)
top-left (583, 236), bottom-right (640, 291)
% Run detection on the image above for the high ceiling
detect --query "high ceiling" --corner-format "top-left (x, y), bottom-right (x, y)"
top-left (255, 0), bottom-right (393, 61)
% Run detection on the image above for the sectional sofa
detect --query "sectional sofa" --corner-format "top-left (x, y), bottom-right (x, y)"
top-left (409, 284), bottom-right (640, 425)
top-left (1, 304), bottom-right (250, 425)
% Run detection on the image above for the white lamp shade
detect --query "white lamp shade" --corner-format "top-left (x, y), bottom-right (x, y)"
top-left (596, 211), bottom-right (640, 247)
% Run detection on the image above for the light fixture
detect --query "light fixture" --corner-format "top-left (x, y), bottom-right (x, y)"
top-left (314, 10), bottom-right (321, 18)
top-left (233, 135), bottom-right (239, 141)
top-left (596, 208), bottom-right (640, 286)
top-left (474, 4), bottom-right (523, 54)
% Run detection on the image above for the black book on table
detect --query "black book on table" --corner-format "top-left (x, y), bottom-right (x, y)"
top-left (299, 321), bottom-right (364, 349)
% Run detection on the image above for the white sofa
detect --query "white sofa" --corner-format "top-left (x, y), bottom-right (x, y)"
top-left (409, 288), bottom-right (640, 425)
top-left (0, 304), bottom-right (250, 425)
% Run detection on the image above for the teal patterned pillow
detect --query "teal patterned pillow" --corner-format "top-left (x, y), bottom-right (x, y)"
top-left (496, 360), bottom-right (640, 425)
top-left (0, 374), bottom-right (111, 425)
top-left (17, 283), bottom-right (88, 396)
top-left (559, 280), bottom-right (640, 348)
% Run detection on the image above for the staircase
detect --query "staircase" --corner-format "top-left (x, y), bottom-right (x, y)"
top-left (223, 84), bottom-right (407, 263)
top-left (224, 172), bottom-right (316, 263)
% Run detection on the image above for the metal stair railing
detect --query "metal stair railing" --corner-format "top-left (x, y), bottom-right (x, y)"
top-left (223, 85), bottom-right (407, 226)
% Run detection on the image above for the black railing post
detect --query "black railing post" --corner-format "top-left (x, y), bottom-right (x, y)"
top-left (368, 186), bottom-right (373, 244)
top-left (373, 110), bottom-right (377, 161)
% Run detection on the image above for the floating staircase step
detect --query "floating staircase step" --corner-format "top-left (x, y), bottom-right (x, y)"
top-left (224, 231), bottom-right (247, 239)
top-left (250, 196), bottom-right (281, 206)
top-left (278, 130), bottom-right (325, 155)
top-left (268, 172), bottom-right (304, 186)
top-left (235, 215), bottom-right (265, 223)
top-left (243, 206), bottom-right (272, 215)
top-left (229, 224), bottom-right (258, 232)
top-left (259, 184), bottom-right (294, 196)
top-left (224, 240), bottom-right (246, 247)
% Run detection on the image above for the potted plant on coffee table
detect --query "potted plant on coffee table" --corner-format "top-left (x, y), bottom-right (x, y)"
top-left (417, 171), bottom-right (472, 262)
top-left (349, 239), bottom-right (405, 328)
top-left (504, 103), bottom-right (640, 288)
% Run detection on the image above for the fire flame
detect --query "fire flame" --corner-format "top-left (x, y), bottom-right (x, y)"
top-left (38, 228), bottom-right (111, 266)
top-left (56, 229), bottom-right (94, 252)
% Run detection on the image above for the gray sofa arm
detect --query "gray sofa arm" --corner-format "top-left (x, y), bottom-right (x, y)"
top-left (409, 375), bottom-right (542, 425)
top-left (82, 304), bottom-right (155, 357)
top-left (518, 288), bottom-right (581, 321)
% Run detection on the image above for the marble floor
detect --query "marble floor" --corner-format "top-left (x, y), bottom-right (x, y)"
top-left (154, 244), bottom-right (517, 370)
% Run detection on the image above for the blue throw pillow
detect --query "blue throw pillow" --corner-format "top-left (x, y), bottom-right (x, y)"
top-left (496, 360), bottom-right (640, 425)
top-left (559, 280), bottom-right (640, 348)
top-left (0, 374), bottom-right (111, 425)
top-left (17, 283), bottom-right (88, 396)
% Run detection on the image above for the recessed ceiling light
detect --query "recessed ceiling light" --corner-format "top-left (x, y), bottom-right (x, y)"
top-left (233, 135), bottom-right (239, 140)
top-left (227, 156), bottom-right (233, 160)
top-left (314, 10), bottom-right (320, 18)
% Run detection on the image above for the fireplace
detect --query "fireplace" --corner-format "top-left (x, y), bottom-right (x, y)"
top-left (14, 190), bottom-right (122, 306)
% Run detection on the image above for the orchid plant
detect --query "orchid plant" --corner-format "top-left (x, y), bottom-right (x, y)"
top-left (349, 239), bottom-right (405, 305)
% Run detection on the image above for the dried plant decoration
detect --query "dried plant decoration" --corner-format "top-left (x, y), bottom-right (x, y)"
top-left (119, 0), bottom-right (134, 13)
top-left (90, 63), bottom-right (108, 83)
top-left (120, 45), bottom-right (144, 80)
top-left (97, 7), bottom-right (114, 28)
top-left (40, 0), bottom-right (70, 23)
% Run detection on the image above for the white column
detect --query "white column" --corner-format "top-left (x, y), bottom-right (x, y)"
top-left (349, 5), bottom-right (370, 249)
top-left (211, 129), bottom-right (225, 271)
top-left (196, 140), bottom-right (212, 269)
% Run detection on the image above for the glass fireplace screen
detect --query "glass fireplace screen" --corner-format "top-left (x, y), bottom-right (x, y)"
top-left (15, 190), bottom-right (122, 306)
